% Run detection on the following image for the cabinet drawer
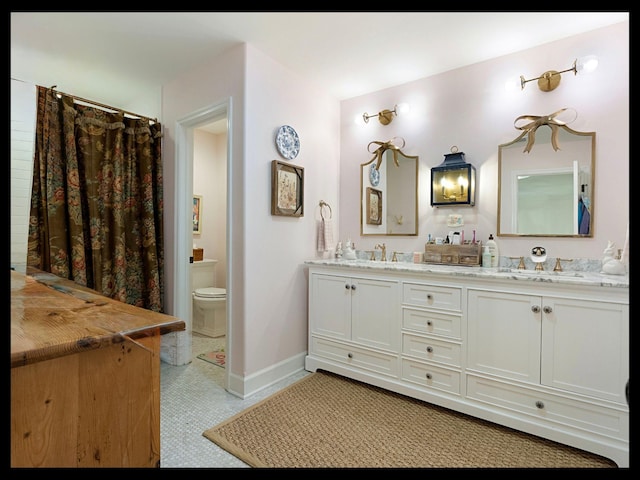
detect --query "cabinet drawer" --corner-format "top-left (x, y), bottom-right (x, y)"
top-left (401, 358), bottom-right (461, 395)
top-left (402, 307), bottom-right (461, 338)
top-left (466, 375), bottom-right (628, 441)
top-left (402, 283), bottom-right (461, 311)
top-left (402, 333), bottom-right (461, 367)
top-left (311, 336), bottom-right (399, 378)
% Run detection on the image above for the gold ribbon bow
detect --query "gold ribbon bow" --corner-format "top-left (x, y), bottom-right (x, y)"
top-left (514, 108), bottom-right (572, 153)
top-left (367, 137), bottom-right (407, 170)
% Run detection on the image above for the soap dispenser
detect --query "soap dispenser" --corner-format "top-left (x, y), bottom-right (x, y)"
top-left (486, 234), bottom-right (499, 267)
top-left (482, 246), bottom-right (492, 268)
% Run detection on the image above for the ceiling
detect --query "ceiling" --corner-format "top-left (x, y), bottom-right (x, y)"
top-left (11, 11), bottom-right (628, 109)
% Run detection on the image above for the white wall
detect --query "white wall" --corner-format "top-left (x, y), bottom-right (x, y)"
top-left (10, 81), bottom-right (36, 273)
top-left (340, 22), bottom-right (629, 261)
top-left (242, 45), bottom-right (340, 376)
top-left (162, 43), bottom-right (340, 393)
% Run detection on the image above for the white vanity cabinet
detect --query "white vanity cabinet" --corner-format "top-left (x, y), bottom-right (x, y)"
top-left (467, 289), bottom-right (629, 403)
top-left (304, 261), bottom-right (629, 467)
top-left (400, 282), bottom-right (463, 395)
top-left (308, 270), bottom-right (400, 378)
top-left (466, 287), bottom-right (628, 465)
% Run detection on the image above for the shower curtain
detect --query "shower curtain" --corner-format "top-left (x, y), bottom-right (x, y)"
top-left (27, 86), bottom-right (165, 312)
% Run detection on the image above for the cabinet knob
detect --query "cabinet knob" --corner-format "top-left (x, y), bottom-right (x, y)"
top-left (345, 284), bottom-right (350, 289)
top-left (347, 353), bottom-right (353, 359)
top-left (535, 401), bottom-right (545, 409)
top-left (426, 320), bottom-right (433, 326)
top-left (425, 373), bottom-right (432, 380)
top-left (351, 284), bottom-right (356, 290)
top-left (426, 294), bottom-right (433, 300)
top-left (543, 306), bottom-right (552, 314)
top-left (426, 346), bottom-right (433, 353)
top-left (531, 305), bottom-right (540, 313)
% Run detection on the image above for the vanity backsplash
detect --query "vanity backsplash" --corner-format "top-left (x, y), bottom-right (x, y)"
top-left (351, 249), bottom-right (609, 273)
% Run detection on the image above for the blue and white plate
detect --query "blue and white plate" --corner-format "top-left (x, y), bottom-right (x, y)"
top-left (369, 163), bottom-right (380, 186)
top-left (276, 125), bottom-right (300, 160)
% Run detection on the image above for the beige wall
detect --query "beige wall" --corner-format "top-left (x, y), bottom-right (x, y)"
top-left (193, 129), bottom-right (227, 289)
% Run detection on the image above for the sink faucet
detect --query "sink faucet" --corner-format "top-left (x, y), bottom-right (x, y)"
top-left (531, 246), bottom-right (547, 271)
top-left (375, 243), bottom-right (387, 262)
top-left (553, 258), bottom-right (573, 272)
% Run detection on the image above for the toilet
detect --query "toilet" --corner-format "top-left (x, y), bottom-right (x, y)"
top-left (192, 259), bottom-right (226, 338)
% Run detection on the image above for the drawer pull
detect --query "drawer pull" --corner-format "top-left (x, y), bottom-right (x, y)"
top-left (426, 346), bottom-right (433, 353)
top-left (347, 353), bottom-right (353, 359)
top-left (531, 305), bottom-right (540, 313)
top-left (543, 306), bottom-right (552, 314)
top-left (426, 294), bottom-right (433, 300)
top-left (425, 373), bottom-right (432, 380)
top-left (535, 401), bottom-right (545, 409)
top-left (426, 321), bottom-right (433, 326)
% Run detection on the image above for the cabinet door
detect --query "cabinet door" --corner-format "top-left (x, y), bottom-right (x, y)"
top-left (310, 273), bottom-right (352, 340)
top-left (467, 289), bottom-right (541, 383)
top-left (541, 298), bottom-right (629, 404)
top-left (351, 277), bottom-right (400, 351)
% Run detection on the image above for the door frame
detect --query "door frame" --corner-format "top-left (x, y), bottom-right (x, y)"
top-left (174, 98), bottom-right (232, 387)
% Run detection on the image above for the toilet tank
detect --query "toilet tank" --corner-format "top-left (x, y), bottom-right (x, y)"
top-left (192, 259), bottom-right (218, 290)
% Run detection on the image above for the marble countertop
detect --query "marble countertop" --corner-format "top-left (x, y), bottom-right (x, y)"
top-left (304, 258), bottom-right (629, 289)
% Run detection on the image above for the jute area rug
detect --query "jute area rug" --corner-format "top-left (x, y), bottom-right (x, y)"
top-left (203, 370), bottom-right (617, 468)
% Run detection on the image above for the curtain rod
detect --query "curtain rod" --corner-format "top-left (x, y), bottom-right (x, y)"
top-left (49, 85), bottom-right (158, 124)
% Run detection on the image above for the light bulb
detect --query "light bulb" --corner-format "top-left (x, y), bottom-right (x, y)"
top-left (504, 75), bottom-right (522, 92)
top-left (576, 55), bottom-right (598, 75)
top-left (396, 103), bottom-right (410, 115)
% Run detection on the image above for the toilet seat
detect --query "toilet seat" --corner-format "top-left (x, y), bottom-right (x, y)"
top-left (194, 287), bottom-right (226, 299)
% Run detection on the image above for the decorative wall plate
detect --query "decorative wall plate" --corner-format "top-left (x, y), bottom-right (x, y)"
top-left (369, 163), bottom-right (380, 186)
top-left (276, 125), bottom-right (300, 160)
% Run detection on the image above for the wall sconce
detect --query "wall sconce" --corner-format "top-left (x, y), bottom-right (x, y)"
top-left (509, 55), bottom-right (598, 92)
top-left (431, 146), bottom-right (476, 207)
top-left (362, 103), bottom-right (409, 125)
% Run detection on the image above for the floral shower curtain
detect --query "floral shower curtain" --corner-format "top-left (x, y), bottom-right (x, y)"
top-left (27, 86), bottom-right (165, 312)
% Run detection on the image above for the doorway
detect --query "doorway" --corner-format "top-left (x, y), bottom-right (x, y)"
top-left (174, 99), bottom-right (232, 390)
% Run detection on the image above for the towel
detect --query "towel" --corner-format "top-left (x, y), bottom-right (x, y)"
top-left (578, 197), bottom-right (590, 235)
top-left (317, 219), bottom-right (334, 252)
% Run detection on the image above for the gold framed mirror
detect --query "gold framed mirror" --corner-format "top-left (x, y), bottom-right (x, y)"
top-left (498, 124), bottom-right (595, 237)
top-left (360, 149), bottom-right (419, 236)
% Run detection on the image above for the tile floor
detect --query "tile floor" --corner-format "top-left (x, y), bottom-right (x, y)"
top-left (160, 332), bottom-right (310, 468)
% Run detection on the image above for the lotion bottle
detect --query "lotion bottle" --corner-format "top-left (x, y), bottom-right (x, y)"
top-left (486, 234), bottom-right (499, 267)
top-left (482, 246), bottom-right (492, 267)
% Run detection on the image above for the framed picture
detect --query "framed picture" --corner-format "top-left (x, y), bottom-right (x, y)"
top-left (271, 160), bottom-right (304, 217)
top-left (366, 187), bottom-right (382, 225)
top-left (193, 195), bottom-right (202, 234)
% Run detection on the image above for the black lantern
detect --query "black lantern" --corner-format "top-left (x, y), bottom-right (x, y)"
top-left (430, 147), bottom-right (476, 207)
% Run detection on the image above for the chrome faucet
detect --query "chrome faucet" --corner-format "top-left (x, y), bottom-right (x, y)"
top-left (375, 243), bottom-right (387, 262)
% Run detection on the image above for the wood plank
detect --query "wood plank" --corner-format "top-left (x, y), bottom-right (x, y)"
top-left (11, 269), bottom-right (179, 467)
top-left (76, 337), bottom-right (159, 467)
top-left (11, 355), bottom-right (80, 467)
top-left (11, 269), bottom-right (184, 368)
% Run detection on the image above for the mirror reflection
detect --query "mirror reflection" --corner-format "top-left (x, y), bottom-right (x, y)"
top-left (361, 149), bottom-right (419, 236)
top-left (498, 124), bottom-right (595, 237)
